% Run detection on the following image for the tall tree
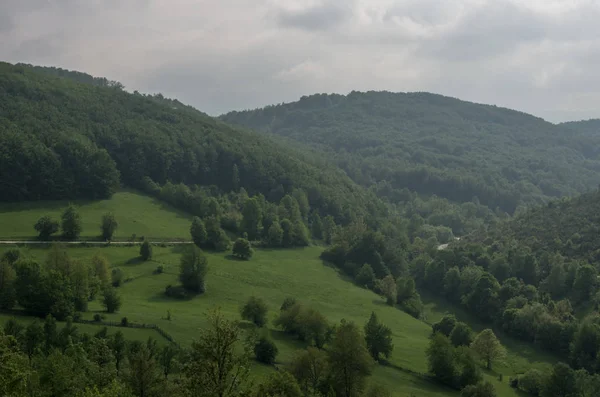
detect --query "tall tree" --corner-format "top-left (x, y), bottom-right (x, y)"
top-left (470, 329), bottom-right (506, 370)
top-left (0, 261), bottom-right (16, 309)
top-left (327, 319), bottom-right (373, 397)
top-left (542, 362), bottom-right (578, 397)
top-left (426, 332), bottom-right (456, 386)
top-left (190, 217), bottom-right (207, 248)
top-left (61, 204), bottom-right (82, 240)
top-left (101, 213), bottom-right (118, 241)
top-left (140, 240), bottom-right (153, 261)
top-left (125, 342), bottom-right (163, 397)
top-left (179, 245), bottom-right (208, 293)
top-left (289, 347), bottom-right (328, 395)
top-left (183, 308), bottom-right (251, 397)
top-left (364, 312), bottom-right (394, 361)
top-left (241, 197), bottom-right (263, 240)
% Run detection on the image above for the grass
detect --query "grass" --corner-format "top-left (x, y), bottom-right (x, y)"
top-left (0, 189), bottom-right (193, 240)
top-left (1, 243), bottom-right (558, 396)
top-left (0, 189), bottom-right (556, 396)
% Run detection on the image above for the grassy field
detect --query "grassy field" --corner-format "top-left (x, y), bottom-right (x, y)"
top-left (0, 242), bottom-right (557, 397)
top-left (0, 189), bottom-right (193, 240)
top-left (0, 190), bottom-right (555, 396)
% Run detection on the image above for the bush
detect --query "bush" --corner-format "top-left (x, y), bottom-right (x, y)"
top-left (165, 285), bottom-right (190, 300)
top-left (254, 335), bottom-right (278, 364)
top-left (241, 296), bottom-right (268, 327)
top-left (93, 313), bottom-right (103, 322)
top-left (232, 238), bottom-right (253, 260)
top-left (154, 265), bottom-right (164, 274)
top-left (140, 240), bottom-right (153, 261)
top-left (102, 287), bottom-right (122, 313)
top-left (121, 317), bottom-right (129, 327)
top-left (34, 215), bottom-right (59, 240)
top-left (518, 369), bottom-right (544, 396)
top-left (355, 264), bottom-right (375, 289)
top-left (111, 268), bottom-right (124, 287)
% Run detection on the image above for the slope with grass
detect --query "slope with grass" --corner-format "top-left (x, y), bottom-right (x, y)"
top-left (0, 189), bottom-right (193, 241)
top-left (222, 92), bottom-right (600, 215)
top-left (1, 243), bottom-right (558, 396)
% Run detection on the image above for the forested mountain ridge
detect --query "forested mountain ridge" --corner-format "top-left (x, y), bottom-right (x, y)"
top-left (0, 62), bottom-right (386, 225)
top-left (222, 91), bottom-right (600, 214)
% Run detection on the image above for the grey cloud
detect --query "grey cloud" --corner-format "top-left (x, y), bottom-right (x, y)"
top-left (276, 2), bottom-right (351, 31)
top-left (1, 0), bottom-right (600, 121)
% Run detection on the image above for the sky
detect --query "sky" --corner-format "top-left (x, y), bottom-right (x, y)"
top-left (1, 0), bottom-right (599, 122)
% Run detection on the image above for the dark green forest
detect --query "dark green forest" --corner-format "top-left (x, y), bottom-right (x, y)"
top-left (222, 92), bottom-right (600, 217)
top-left (0, 62), bottom-right (385, 227)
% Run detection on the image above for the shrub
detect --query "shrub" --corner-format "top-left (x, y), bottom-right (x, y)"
top-left (165, 285), bottom-right (190, 300)
top-left (179, 245), bottom-right (208, 293)
top-left (254, 335), bottom-right (278, 364)
top-left (111, 268), bottom-right (124, 287)
top-left (93, 314), bottom-right (103, 322)
top-left (121, 317), bottom-right (129, 327)
top-left (241, 296), bottom-right (268, 327)
top-left (518, 369), bottom-right (544, 396)
top-left (102, 287), bottom-right (122, 313)
top-left (34, 215), bottom-right (59, 240)
top-left (232, 238), bottom-right (253, 260)
top-left (154, 265), bottom-right (164, 274)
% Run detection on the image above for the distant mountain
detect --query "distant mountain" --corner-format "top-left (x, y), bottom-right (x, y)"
top-left (222, 91), bottom-right (600, 214)
top-left (0, 62), bottom-right (385, 224)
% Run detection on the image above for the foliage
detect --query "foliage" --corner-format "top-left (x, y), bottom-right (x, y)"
top-left (288, 347), bottom-right (328, 395)
top-left (179, 245), bottom-right (208, 294)
top-left (541, 362), bottom-right (578, 397)
top-left (327, 319), bottom-right (373, 397)
top-left (461, 381), bottom-right (497, 397)
top-left (450, 322), bottom-right (474, 347)
top-left (470, 329), bottom-right (506, 370)
top-left (364, 312), bottom-right (394, 361)
top-left (190, 217), bottom-right (207, 248)
top-left (34, 215), bottom-right (59, 240)
top-left (62, 204), bottom-right (82, 240)
top-left (101, 213), bottom-right (118, 241)
top-left (274, 301), bottom-right (330, 348)
top-left (240, 296), bottom-right (268, 327)
top-left (253, 335), bottom-right (278, 365)
top-left (232, 238), bottom-right (253, 260)
top-left (102, 287), bottom-right (122, 313)
top-left (183, 308), bottom-right (251, 397)
top-left (355, 264), bottom-right (375, 289)
top-left (426, 332), bottom-right (457, 386)
top-left (1, 63), bottom-right (387, 231)
top-left (256, 371), bottom-right (302, 397)
top-left (140, 240), bottom-right (152, 261)
top-left (518, 369), bottom-right (545, 396)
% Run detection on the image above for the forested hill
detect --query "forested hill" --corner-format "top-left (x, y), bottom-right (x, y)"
top-left (474, 189), bottom-right (600, 263)
top-left (561, 118), bottom-right (600, 138)
top-left (0, 62), bottom-right (385, 224)
top-left (221, 91), bottom-right (600, 213)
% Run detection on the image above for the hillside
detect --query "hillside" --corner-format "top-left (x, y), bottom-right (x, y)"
top-left (1, 244), bottom-right (554, 397)
top-left (0, 189), bottom-right (194, 240)
top-left (476, 188), bottom-right (600, 262)
top-left (222, 92), bottom-right (600, 215)
top-left (0, 62), bottom-right (385, 226)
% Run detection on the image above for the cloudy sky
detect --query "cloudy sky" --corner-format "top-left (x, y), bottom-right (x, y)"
top-left (1, 0), bottom-right (599, 122)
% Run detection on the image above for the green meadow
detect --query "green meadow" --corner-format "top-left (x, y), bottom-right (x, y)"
top-left (0, 189), bottom-right (193, 240)
top-left (0, 190), bottom-right (555, 397)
